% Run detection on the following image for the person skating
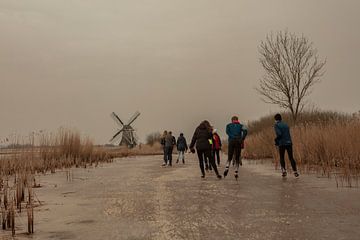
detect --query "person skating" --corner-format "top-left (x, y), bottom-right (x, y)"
top-left (189, 120), bottom-right (222, 179)
top-left (212, 129), bottom-right (222, 166)
top-left (274, 113), bottom-right (299, 177)
top-left (224, 116), bottom-right (248, 180)
top-left (164, 131), bottom-right (176, 166)
top-left (202, 126), bottom-right (214, 171)
top-left (176, 133), bottom-right (188, 164)
top-left (160, 131), bottom-right (168, 166)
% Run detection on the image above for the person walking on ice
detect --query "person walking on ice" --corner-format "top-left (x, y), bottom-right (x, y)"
top-left (212, 129), bottom-right (222, 166)
top-left (274, 113), bottom-right (299, 177)
top-left (224, 116), bottom-right (248, 180)
top-left (164, 131), bottom-right (176, 166)
top-left (176, 133), bottom-right (188, 164)
top-left (189, 120), bottom-right (222, 179)
top-left (160, 130), bottom-right (168, 166)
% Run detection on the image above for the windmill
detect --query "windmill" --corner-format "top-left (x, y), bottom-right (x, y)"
top-left (110, 111), bottom-right (140, 148)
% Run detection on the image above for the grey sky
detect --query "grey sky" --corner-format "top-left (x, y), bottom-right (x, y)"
top-left (1, 0), bottom-right (359, 143)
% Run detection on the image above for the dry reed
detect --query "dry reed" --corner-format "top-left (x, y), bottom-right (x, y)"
top-left (243, 115), bottom-right (360, 187)
top-left (0, 127), bottom-right (163, 237)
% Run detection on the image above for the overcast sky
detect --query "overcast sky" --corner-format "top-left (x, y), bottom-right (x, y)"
top-left (1, 0), bottom-right (359, 144)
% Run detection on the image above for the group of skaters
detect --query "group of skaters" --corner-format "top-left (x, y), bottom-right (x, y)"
top-left (160, 114), bottom-right (299, 179)
top-left (160, 131), bottom-right (187, 166)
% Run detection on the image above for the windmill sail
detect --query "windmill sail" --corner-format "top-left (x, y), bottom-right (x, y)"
top-left (111, 112), bottom-right (124, 126)
top-left (127, 111), bottom-right (140, 125)
top-left (110, 129), bottom-right (124, 142)
top-left (110, 111), bottom-right (140, 148)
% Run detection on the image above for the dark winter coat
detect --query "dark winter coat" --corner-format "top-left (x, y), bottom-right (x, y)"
top-left (160, 137), bottom-right (165, 146)
top-left (189, 123), bottom-right (213, 151)
top-left (274, 121), bottom-right (292, 146)
top-left (177, 136), bottom-right (188, 151)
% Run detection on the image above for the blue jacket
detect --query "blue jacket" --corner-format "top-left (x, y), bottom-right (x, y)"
top-left (177, 136), bottom-right (188, 151)
top-left (274, 121), bottom-right (292, 146)
top-left (226, 122), bottom-right (248, 141)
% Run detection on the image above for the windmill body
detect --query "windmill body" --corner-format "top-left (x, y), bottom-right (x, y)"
top-left (110, 111), bottom-right (140, 148)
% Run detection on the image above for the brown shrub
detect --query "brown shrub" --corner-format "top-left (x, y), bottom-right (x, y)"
top-left (244, 117), bottom-right (360, 186)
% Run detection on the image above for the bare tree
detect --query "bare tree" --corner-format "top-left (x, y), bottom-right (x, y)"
top-left (257, 30), bottom-right (326, 123)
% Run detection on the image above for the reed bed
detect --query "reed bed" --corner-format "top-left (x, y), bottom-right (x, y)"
top-left (0, 127), bottom-right (119, 237)
top-left (0, 127), bottom-right (166, 237)
top-left (243, 113), bottom-right (360, 187)
top-left (0, 173), bottom-right (35, 237)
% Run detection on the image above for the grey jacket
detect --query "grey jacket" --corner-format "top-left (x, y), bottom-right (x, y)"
top-left (165, 135), bottom-right (176, 147)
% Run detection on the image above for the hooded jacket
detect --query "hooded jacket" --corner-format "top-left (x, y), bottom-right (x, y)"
top-left (189, 122), bottom-right (213, 151)
top-left (177, 135), bottom-right (188, 151)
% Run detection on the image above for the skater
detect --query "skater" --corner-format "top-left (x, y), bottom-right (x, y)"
top-left (274, 113), bottom-right (299, 177)
top-left (164, 131), bottom-right (176, 166)
top-left (224, 116), bottom-right (248, 179)
top-left (160, 131), bottom-right (168, 166)
top-left (176, 133), bottom-right (188, 164)
top-left (212, 129), bottom-right (222, 166)
top-left (189, 120), bottom-right (222, 179)
top-left (202, 126), bottom-right (213, 171)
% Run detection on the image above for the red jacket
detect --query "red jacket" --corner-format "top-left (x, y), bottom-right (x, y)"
top-left (212, 133), bottom-right (222, 150)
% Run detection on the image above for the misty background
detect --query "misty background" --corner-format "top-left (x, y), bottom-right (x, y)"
top-left (1, 0), bottom-right (359, 144)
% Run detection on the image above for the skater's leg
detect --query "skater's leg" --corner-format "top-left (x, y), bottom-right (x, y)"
top-left (279, 146), bottom-right (286, 169)
top-left (178, 150), bottom-right (184, 163)
top-left (197, 150), bottom-right (205, 176)
top-left (224, 140), bottom-right (235, 176)
top-left (286, 145), bottom-right (298, 172)
top-left (165, 147), bottom-right (172, 166)
top-left (234, 142), bottom-right (241, 173)
top-left (206, 150), bottom-right (219, 176)
top-left (176, 151), bottom-right (181, 163)
top-left (279, 146), bottom-right (286, 176)
top-left (181, 150), bottom-right (185, 164)
top-left (165, 147), bottom-right (168, 165)
top-left (163, 147), bottom-right (167, 165)
top-left (227, 141), bottom-right (235, 167)
top-left (216, 149), bottom-right (220, 165)
top-left (212, 150), bottom-right (216, 164)
top-left (204, 153), bottom-right (209, 171)
top-left (208, 152), bottom-right (213, 170)
top-left (168, 147), bottom-right (173, 166)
